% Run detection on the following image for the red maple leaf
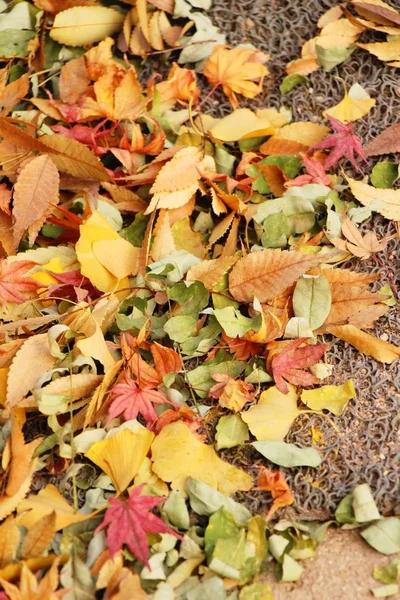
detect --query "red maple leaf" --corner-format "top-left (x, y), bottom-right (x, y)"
top-left (96, 485), bottom-right (181, 566)
top-left (310, 116), bottom-right (367, 174)
top-left (268, 338), bottom-right (328, 394)
top-left (286, 154), bottom-right (331, 187)
top-left (0, 259), bottom-right (41, 305)
top-left (105, 372), bottom-right (171, 427)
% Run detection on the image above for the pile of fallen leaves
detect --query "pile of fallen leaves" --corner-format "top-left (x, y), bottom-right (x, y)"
top-left (0, 0), bottom-right (399, 598)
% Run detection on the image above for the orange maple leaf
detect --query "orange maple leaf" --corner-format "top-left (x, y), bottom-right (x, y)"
top-left (203, 45), bottom-right (270, 108)
top-left (255, 466), bottom-right (294, 521)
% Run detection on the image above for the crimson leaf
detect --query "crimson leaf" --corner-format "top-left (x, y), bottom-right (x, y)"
top-left (96, 485), bottom-right (181, 566)
top-left (310, 116), bottom-right (367, 174)
top-left (269, 338), bottom-right (328, 394)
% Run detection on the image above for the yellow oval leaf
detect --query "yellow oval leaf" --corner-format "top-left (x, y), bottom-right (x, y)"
top-left (50, 7), bottom-right (125, 47)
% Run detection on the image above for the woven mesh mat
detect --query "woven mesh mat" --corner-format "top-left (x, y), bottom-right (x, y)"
top-left (208, 0), bottom-right (400, 519)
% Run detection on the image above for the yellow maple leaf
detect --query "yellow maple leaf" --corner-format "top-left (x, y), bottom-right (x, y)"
top-left (203, 45), bottom-right (270, 108)
top-left (17, 484), bottom-right (91, 530)
top-left (0, 558), bottom-right (62, 600)
top-left (151, 421), bottom-right (253, 494)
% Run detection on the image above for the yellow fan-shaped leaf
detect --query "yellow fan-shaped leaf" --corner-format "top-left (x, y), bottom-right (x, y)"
top-left (13, 155), bottom-right (59, 248)
top-left (151, 421), bottom-right (253, 495)
top-left (21, 512), bottom-right (56, 559)
top-left (85, 426), bottom-right (155, 492)
top-left (17, 484), bottom-right (92, 530)
top-left (75, 211), bottom-right (130, 294)
top-left (50, 6), bottom-right (125, 47)
top-left (92, 238), bottom-right (140, 279)
top-left (241, 385), bottom-right (300, 441)
top-left (324, 82), bottom-right (375, 123)
top-left (209, 109), bottom-right (276, 142)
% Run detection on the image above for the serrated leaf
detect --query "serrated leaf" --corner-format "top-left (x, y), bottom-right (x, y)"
top-left (229, 249), bottom-right (326, 303)
top-left (21, 511), bottom-right (56, 559)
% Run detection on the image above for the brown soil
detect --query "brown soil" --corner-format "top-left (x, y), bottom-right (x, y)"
top-left (267, 529), bottom-right (400, 600)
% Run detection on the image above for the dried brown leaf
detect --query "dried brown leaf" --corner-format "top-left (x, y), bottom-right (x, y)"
top-left (0, 516), bottom-right (20, 569)
top-left (364, 123), bottom-right (400, 156)
top-left (229, 249), bottom-right (326, 303)
top-left (12, 154), bottom-right (60, 248)
top-left (59, 56), bottom-right (90, 104)
top-left (327, 324), bottom-right (400, 363)
top-left (187, 256), bottom-right (238, 289)
top-left (21, 512), bottom-right (56, 559)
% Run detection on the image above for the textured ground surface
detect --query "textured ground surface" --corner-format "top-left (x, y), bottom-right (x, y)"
top-left (207, 0), bottom-right (400, 519)
top-left (267, 529), bottom-right (400, 600)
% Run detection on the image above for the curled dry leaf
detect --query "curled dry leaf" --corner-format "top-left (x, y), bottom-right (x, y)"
top-left (329, 215), bottom-right (388, 259)
top-left (255, 466), bottom-right (294, 521)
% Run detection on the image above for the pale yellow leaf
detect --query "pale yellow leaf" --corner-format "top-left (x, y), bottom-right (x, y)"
top-left (324, 82), bottom-right (376, 123)
top-left (84, 359), bottom-right (123, 428)
top-left (229, 249), bottom-right (326, 303)
top-left (241, 385), bottom-right (300, 441)
top-left (50, 6), bottom-right (124, 47)
top-left (0, 516), bottom-right (20, 568)
top-left (85, 426), bottom-right (154, 492)
top-left (21, 512), bottom-right (56, 559)
top-left (357, 40), bottom-right (400, 62)
top-left (317, 5), bottom-right (343, 28)
top-left (92, 237), bottom-right (140, 279)
top-left (17, 484), bottom-right (92, 530)
top-left (75, 211), bottom-right (130, 294)
top-left (326, 324), bottom-right (400, 363)
top-left (6, 334), bottom-right (56, 408)
top-left (347, 177), bottom-right (400, 220)
top-left (187, 256), bottom-right (238, 289)
top-left (171, 217), bottom-right (205, 259)
top-left (151, 421), bottom-right (253, 495)
top-left (273, 122), bottom-right (329, 146)
top-left (150, 211), bottom-right (176, 261)
top-left (209, 109), bottom-right (276, 142)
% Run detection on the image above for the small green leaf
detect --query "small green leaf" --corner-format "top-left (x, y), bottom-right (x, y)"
top-left (186, 360), bottom-right (245, 398)
top-left (164, 315), bottom-right (197, 343)
top-left (185, 477), bottom-right (252, 526)
top-left (373, 559), bottom-right (400, 584)
top-left (280, 74), bottom-right (308, 94)
top-left (215, 415), bottom-right (249, 450)
top-left (162, 490), bottom-right (190, 530)
top-left (259, 155), bottom-right (302, 178)
top-left (186, 577), bottom-right (228, 600)
top-left (316, 41), bottom-right (355, 72)
top-left (335, 493), bottom-right (356, 524)
top-left (239, 582), bottom-right (273, 600)
top-left (300, 380), bottom-right (356, 416)
top-left (214, 306), bottom-right (261, 338)
top-left (208, 529), bottom-right (247, 579)
top-left (371, 162), bottom-right (399, 189)
top-left (379, 284), bottom-right (396, 307)
top-left (215, 145), bottom-right (236, 176)
top-left (371, 584), bottom-right (399, 598)
top-left (352, 483), bottom-right (381, 523)
top-left (252, 441), bottom-right (322, 468)
top-left (261, 213), bottom-right (291, 248)
top-left (293, 274), bottom-right (332, 330)
top-left (361, 519), bottom-right (400, 555)
top-left (205, 507), bottom-right (240, 560)
top-left (279, 554), bottom-right (304, 582)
